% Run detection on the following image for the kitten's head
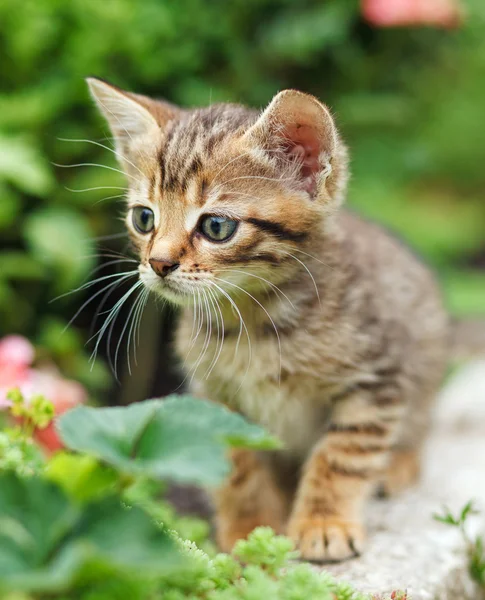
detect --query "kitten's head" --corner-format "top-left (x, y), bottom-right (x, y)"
top-left (87, 78), bottom-right (348, 306)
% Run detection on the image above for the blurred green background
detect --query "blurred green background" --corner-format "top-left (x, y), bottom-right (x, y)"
top-left (1, 0), bottom-right (484, 402)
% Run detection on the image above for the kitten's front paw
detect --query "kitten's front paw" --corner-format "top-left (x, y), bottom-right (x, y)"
top-left (287, 516), bottom-right (365, 562)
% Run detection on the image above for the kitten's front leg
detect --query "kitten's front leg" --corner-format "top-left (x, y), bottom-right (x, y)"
top-left (287, 389), bottom-right (404, 561)
top-left (214, 448), bottom-right (289, 552)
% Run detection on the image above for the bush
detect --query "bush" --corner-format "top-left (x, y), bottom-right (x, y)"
top-left (1, 0), bottom-right (484, 399)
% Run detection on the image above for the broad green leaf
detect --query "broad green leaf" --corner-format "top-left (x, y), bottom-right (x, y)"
top-left (57, 396), bottom-right (281, 485)
top-left (45, 453), bottom-right (119, 503)
top-left (23, 208), bottom-right (95, 292)
top-left (0, 135), bottom-right (54, 196)
top-left (0, 474), bottom-right (81, 580)
top-left (0, 473), bottom-right (182, 594)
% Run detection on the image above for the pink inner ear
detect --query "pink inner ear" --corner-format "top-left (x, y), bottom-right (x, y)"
top-left (283, 124), bottom-right (322, 196)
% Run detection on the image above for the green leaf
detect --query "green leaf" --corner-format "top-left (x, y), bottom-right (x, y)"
top-left (23, 208), bottom-right (95, 292)
top-left (45, 453), bottom-right (119, 503)
top-left (57, 396), bottom-right (280, 485)
top-left (0, 135), bottom-right (54, 196)
top-left (0, 474), bottom-right (81, 582)
top-left (0, 473), bottom-right (182, 594)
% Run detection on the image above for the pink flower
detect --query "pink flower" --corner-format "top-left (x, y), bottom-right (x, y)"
top-left (0, 334), bottom-right (86, 452)
top-left (0, 335), bottom-right (35, 367)
top-left (0, 336), bottom-right (35, 407)
top-left (362, 0), bottom-right (462, 28)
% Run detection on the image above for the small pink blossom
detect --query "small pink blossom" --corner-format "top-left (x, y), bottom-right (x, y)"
top-left (0, 334), bottom-right (86, 452)
top-left (362, 0), bottom-right (462, 28)
top-left (0, 336), bottom-right (35, 407)
top-left (0, 335), bottom-right (35, 368)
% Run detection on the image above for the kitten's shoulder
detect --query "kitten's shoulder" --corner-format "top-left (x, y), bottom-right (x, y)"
top-left (335, 208), bottom-right (428, 269)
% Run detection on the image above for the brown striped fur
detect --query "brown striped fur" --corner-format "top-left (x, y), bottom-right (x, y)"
top-left (88, 78), bottom-right (450, 561)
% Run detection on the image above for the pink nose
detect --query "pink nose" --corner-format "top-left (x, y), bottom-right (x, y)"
top-left (149, 258), bottom-right (180, 278)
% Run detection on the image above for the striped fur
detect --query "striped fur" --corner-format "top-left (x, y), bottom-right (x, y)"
top-left (88, 79), bottom-right (450, 562)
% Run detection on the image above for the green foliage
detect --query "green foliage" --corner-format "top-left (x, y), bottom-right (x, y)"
top-left (0, 430), bottom-right (44, 477)
top-left (7, 388), bottom-right (54, 431)
top-left (0, 389), bottom-right (54, 476)
top-left (24, 208), bottom-right (95, 294)
top-left (123, 478), bottom-right (214, 552)
top-left (233, 527), bottom-right (298, 576)
top-left (0, 472), bottom-right (182, 595)
top-left (57, 396), bottom-right (280, 485)
top-left (0, 395), bottom-right (372, 599)
top-left (45, 453), bottom-right (119, 503)
top-left (434, 502), bottom-right (485, 590)
top-left (1, 0), bottom-right (484, 399)
top-left (156, 529), bottom-right (370, 600)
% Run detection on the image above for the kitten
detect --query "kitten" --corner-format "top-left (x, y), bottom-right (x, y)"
top-left (87, 78), bottom-right (472, 562)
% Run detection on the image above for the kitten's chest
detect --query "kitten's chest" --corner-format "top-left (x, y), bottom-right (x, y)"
top-left (229, 375), bottom-right (329, 455)
top-left (177, 324), bottom-right (330, 455)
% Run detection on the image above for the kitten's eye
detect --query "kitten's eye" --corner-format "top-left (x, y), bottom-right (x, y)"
top-left (132, 207), bottom-right (154, 234)
top-left (199, 216), bottom-right (238, 242)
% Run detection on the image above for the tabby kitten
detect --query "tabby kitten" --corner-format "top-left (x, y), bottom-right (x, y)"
top-left (88, 78), bottom-right (451, 562)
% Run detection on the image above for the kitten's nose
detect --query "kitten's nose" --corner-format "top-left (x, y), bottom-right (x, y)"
top-left (149, 258), bottom-right (180, 278)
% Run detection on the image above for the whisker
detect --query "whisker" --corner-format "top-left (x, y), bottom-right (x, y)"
top-left (90, 232), bottom-right (127, 242)
top-left (133, 288), bottom-right (150, 357)
top-left (87, 258), bottom-right (137, 278)
top-left (58, 137), bottom-right (146, 178)
top-left (65, 185), bottom-right (127, 193)
top-left (205, 287), bottom-right (226, 379)
top-left (113, 287), bottom-right (143, 377)
top-left (82, 254), bottom-right (137, 265)
top-left (208, 281), bottom-right (250, 365)
top-left (53, 161), bottom-right (140, 183)
top-left (203, 288), bottom-right (219, 379)
top-left (84, 248), bottom-right (135, 260)
top-left (89, 279), bottom-right (144, 369)
top-left (111, 284), bottom-right (149, 376)
top-left (188, 288), bottom-right (212, 384)
top-left (216, 268), bottom-right (296, 310)
top-left (89, 274), bottom-right (135, 339)
top-left (64, 272), bottom-right (137, 334)
top-left (208, 281), bottom-right (253, 398)
top-left (281, 244), bottom-right (334, 271)
top-left (51, 269), bottom-right (138, 302)
top-left (190, 289), bottom-right (205, 354)
top-left (93, 194), bottom-right (126, 205)
top-left (213, 276), bottom-right (281, 382)
top-left (183, 290), bottom-right (199, 367)
top-left (92, 96), bottom-right (153, 172)
top-left (280, 250), bottom-right (321, 305)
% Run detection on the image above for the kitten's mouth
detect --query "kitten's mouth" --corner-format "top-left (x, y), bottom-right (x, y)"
top-left (161, 278), bottom-right (190, 295)
top-left (140, 270), bottom-right (205, 306)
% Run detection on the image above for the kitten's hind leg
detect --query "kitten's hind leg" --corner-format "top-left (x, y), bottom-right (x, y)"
top-left (214, 448), bottom-right (289, 552)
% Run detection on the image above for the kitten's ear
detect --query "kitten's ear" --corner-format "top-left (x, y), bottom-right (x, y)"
top-left (244, 90), bottom-right (338, 199)
top-left (86, 78), bottom-right (180, 169)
